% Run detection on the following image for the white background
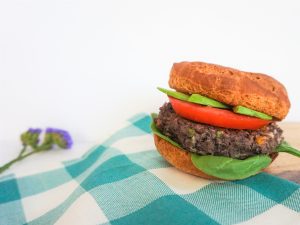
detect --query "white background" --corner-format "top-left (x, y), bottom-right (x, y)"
top-left (0, 0), bottom-right (300, 164)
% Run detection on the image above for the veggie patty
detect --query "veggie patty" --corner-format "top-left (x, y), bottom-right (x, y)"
top-left (155, 103), bottom-right (283, 159)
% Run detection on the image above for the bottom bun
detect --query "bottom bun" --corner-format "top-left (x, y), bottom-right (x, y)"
top-left (153, 134), bottom-right (278, 180)
top-left (154, 134), bottom-right (218, 179)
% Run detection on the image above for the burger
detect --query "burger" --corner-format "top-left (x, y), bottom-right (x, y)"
top-left (151, 61), bottom-right (300, 180)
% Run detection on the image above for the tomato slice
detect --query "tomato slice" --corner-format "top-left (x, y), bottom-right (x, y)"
top-left (169, 97), bottom-right (271, 130)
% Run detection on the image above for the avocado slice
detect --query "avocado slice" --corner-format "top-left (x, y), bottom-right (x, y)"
top-left (233, 105), bottom-right (272, 120)
top-left (157, 87), bottom-right (229, 109)
top-left (157, 87), bottom-right (189, 101)
top-left (188, 94), bottom-right (229, 109)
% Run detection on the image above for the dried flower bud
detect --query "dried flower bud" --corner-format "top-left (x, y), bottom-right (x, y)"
top-left (45, 128), bottom-right (73, 149)
top-left (21, 128), bottom-right (42, 147)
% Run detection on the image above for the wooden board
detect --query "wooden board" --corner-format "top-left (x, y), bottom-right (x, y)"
top-left (264, 122), bottom-right (300, 184)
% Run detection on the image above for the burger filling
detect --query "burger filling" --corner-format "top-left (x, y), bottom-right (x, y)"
top-left (155, 103), bottom-right (283, 160)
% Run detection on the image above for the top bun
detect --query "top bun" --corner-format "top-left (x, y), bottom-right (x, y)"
top-left (169, 62), bottom-right (290, 120)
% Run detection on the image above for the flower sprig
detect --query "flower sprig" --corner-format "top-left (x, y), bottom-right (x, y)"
top-left (0, 128), bottom-right (73, 175)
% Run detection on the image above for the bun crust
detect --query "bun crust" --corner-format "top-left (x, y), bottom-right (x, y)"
top-left (169, 62), bottom-right (290, 120)
top-left (153, 134), bottom-right (278, 180)
top-left (154, 134), bottom-right (218, 179)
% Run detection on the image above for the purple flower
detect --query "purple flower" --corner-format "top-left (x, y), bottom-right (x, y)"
top-left (28, 128), bottom-right (42, 134)
top-left (46, 128), bottom-right (73, 149)
top-left (45, 128), bottom-right (54, 133)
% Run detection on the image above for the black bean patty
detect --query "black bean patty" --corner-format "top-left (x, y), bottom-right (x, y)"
top-left (155, 103), bottom-right (283, 159)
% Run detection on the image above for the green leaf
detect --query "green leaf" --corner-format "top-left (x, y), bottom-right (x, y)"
top-left (150, 113), bottom-right (182, 149)
top-left (191, 154), bottom-right (272, 180)
top-left (188, 94), bottom-right (229, 109)
top-left (157, 87), bottom-right (229, 109)
top-left (233, 105), bottom-right (272, 120)
top-left (275, 141), bottom-right (300, 157)
top-left (150, 113), bottom-right (272, 180)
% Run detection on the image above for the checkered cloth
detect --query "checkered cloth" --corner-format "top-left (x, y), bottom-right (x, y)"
top-left (0, 114), bottom-right (300, 225)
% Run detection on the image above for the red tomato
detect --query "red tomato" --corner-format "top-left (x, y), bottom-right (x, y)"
top-left (169, 97), bottom-right (271, 130)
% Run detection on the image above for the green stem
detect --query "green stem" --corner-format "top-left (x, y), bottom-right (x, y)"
top-left (0, 157), bottom-right (21, 174)
top-left (0, 149), bottom-right (40, 175)
top-left (18, 146), bottom-right (27, 157)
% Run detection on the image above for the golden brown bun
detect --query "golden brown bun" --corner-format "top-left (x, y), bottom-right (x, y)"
top-left (154, 134), bottom-right (218, 179)
top-left (169, 62), bottom-right (290, 120)
top-left (153, 134), bottom-right (278, 180)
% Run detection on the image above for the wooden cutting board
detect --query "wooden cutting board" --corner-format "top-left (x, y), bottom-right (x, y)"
top-left (264, 122), bottom-right (300, 184)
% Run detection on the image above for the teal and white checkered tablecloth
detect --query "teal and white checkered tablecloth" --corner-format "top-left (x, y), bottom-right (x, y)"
top-left (0, 113), bottom-right (300, 225)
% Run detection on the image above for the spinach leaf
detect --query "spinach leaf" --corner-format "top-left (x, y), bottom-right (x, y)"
top-left (275, 141), bottom-right (300, 157)
top-left (191, 154), bottom-right (272, 180)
